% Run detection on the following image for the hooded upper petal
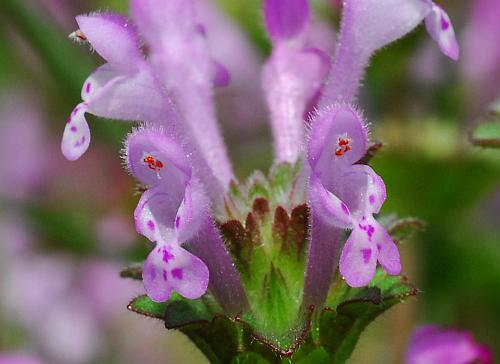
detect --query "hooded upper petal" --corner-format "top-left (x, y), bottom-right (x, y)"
top-left (308, 105), bottom-right (368, 179)
top-left (142, 243), bottom-right (209, 302)
top-left (76, 13), bottom-right (143, 70)
top-left (125, 126), bottom-right (191, 188)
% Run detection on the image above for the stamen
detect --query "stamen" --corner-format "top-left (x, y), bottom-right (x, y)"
top-left (143, 154), bottom-right (165, 176)
top-left (69, 29), bottom-right (89, 45)
top-left (334, 137), bottom-right (352, 157)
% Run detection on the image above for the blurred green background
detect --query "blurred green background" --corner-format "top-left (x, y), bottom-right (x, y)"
top-left (0, 0), bottom-right (498, 363)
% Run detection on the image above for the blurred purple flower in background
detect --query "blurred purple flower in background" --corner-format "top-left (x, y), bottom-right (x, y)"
top-left (0, 90), bottom-right (49, 201)
top-left (461, 0), bottom-right (500, 110)
top-left (406, 325), bottom-right (492, 364)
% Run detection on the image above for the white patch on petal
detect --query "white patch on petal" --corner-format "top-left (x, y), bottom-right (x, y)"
top-left (61, 103), bottom-right (90, 161)
top-left (425, 5), bottom-right (459, 61)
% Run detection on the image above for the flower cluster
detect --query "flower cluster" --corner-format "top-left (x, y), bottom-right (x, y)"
top-left (61, 0), bottom-right (459, 305)
top-left (59, 0), bottom-right (485, 361)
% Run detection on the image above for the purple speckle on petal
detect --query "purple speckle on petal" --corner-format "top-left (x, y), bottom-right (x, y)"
top-left (75, 135), bottom-right (86, 147)
top-left (147, 220), bottom-right (156, 231)
top-left (171, 268), bottom-right (183, 280)
top-left (162, 248), bottom-right (174, 263)
top-left (341, 202), bottom-right (349, 215)
top-left (377, 244), bottom-right (382, 252)
top-left (440, 15), bottom-right (450, 30)
top-left (85, 82), bottom-right (92, 94)
top-left (162, 269), bottom-right (168, 281)
top-left (148, 264), bottom-right (157, 279)
top-left (359, 223), bottom-right (375, 240)
top-left (67, 117), bottom-right (72, 124)
top-left (70, 126), bottom-right (77, 132)
top-left (369, 195), bottom-right (375, 205)
top-left (72, 107), bottom-right (79, 116)
top-left (361, 248), bottom-right (372, 264)
top-left (175, 216), bottom-right (181, 229)
top-left (195, 23), bottom-right (206, 36)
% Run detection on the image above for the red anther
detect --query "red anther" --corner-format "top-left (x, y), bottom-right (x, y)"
top-left (335, 137), bottom-right (352, 157)
top-left (338, 138), bottom-right (349, 146)
top-left (143, 155), bottom-right (164, 172)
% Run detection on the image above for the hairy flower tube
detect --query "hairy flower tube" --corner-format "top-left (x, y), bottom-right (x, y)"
top-left (60, 0), bottom-right (467, 362)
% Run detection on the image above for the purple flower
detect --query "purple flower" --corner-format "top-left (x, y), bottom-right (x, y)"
top-left (263, 0), bottom-right (330, 163)
top-left (0, 353), bottom-right (44, 364)
top-left (319, 0), bottom-right (459, 105)
top-left (61, 13), bottom-right (175, 161)
top-left (125, 127), bottom-right (209, 301)
top-left (307, 105), bottom-right (401, 288)
top-left (61, 7), bottom-right (233, 199)
top-left (406, 325), bottom-right (493, 364)
top-left (130, 0), bottom-right (234, 189)
top-left (461, 0), bottom-right (500, 107)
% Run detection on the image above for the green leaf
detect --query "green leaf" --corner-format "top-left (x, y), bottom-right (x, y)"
top-left (320, 272), bottom-right (416, 364)
top-left (294, 347), bottom-right (330, 364)
top-left (230, 352), bottom-right (270, 364)
top-left (127, 295), bottom-right (169, 319)
top-left (470, 120), bottom-right (500, 148)
top-left (179, 316), bottom-right (246, 364)
top-left (164, 298), bottom-right (215, 329)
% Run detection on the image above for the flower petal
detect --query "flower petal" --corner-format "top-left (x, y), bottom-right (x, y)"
top-left (308, 105), bottom-right (368, 178)
top-left (263, 0), bottom-right (309, 41)
top-left (347, 164), bottom-right (387, 215)
top-left (87, 69), bottom-right (177, 125)
top-left (309, 174), bottom-right (354, 229)
top-left (174, 178), bottom-right (209, 243)
top-left (76, 13), bottom-right (142, 69)
top-left (327, 165), bottom-right (386, 220)
top-left (142, 243), bottom-right (209, 302)
top-left (212, 60), bottom-right (231, 87)
top-left (125, 126), bottom-right (191, 187)
top-left (425, 4), bottom-right (459, 61)
top-left (371, 219), bottom-right (401, 275)
top-left (339, 225), bottom-right (377, 287)
top-left (81, 63), bottom-right (122, 103)
top-left (134, 185), bottom-right (181, 243)
top-left (61, 103), bottom-right (90, 161)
